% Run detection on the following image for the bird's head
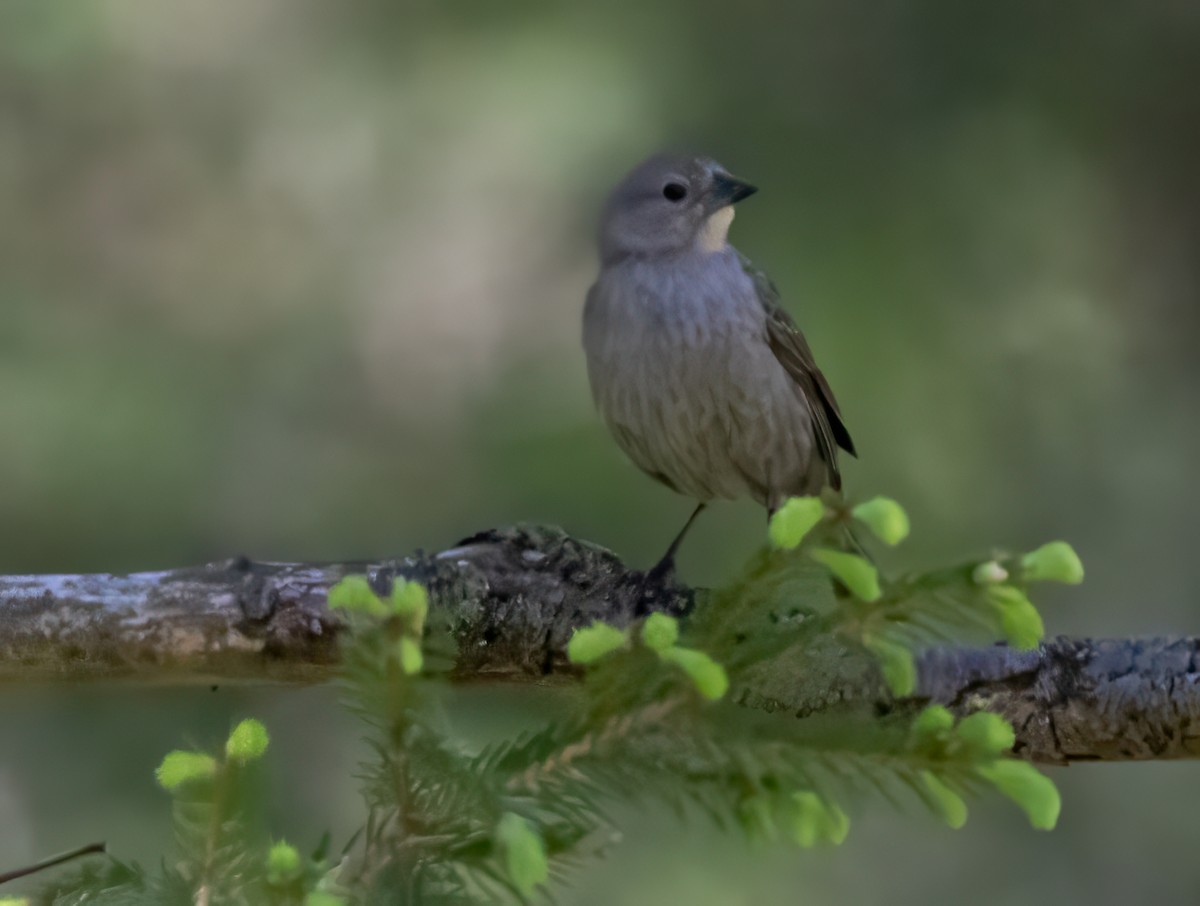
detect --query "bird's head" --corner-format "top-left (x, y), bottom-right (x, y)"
top-left (598, 154), bottom-right (757, 264)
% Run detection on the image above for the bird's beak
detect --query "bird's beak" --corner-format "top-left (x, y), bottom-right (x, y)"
top-left (708, 172), bottom-right (758, 210)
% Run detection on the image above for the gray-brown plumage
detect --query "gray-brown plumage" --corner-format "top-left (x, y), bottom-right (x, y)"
top-left (582, 154), bottom-right (854, 571)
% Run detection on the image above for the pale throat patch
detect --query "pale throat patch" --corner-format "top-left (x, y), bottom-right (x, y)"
top-left (697, 205), bottom-right (735, 252)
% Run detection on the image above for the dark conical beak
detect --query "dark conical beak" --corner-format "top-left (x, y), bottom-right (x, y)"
top-left (709, 172), bottom-right (758, 209)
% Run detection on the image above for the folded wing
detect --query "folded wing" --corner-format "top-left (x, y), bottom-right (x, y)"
top-left (739, 253), bottom-right (856, 490)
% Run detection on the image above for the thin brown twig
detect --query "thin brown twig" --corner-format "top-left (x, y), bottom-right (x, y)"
top-left (509, 699), bottom-right (683, 794)
top-left (0, 841), bottom-right (107, 885)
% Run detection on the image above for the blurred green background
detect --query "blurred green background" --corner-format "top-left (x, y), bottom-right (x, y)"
top-left (2, 1), bottom-right (1199, 902)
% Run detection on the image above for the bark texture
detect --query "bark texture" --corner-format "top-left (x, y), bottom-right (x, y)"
top-left (2, 525), bottom-right (1197, 763)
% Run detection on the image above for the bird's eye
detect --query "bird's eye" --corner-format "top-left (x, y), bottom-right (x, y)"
top-left (662, 182), bottom-right (688, 202)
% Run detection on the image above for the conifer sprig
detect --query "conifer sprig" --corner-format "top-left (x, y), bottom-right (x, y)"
top-left (38, 495), bottom-right (1076, 903)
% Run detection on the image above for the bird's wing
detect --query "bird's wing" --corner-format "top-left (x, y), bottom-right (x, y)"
top-left (738, 252), bottom-right (856, 489)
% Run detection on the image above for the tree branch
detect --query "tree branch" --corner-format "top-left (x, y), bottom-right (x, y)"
top-left (2, 525), bottom-right (1196, 763)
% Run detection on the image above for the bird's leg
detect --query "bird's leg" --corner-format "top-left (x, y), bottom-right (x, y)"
top-left (644, 502), bottom-right (707, 587)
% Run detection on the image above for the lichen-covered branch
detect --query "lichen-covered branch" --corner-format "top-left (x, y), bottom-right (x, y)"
top-left (0, 526), bottom-right (683, 683)
top-left (1, 525), bottom-right (1197, 763)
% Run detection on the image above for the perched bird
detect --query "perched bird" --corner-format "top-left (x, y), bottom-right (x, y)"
top-left (582, 154), bottom-right (855, 578)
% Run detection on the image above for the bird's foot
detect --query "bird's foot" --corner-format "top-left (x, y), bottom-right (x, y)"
top-left (633, 554), bottom-right (685, 616)
top-left (643, 553), bottom-right (677, 589)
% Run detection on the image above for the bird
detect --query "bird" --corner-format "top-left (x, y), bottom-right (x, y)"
top-left (582, 153), bottom-right (855, 581)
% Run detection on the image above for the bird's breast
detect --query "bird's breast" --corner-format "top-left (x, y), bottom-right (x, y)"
top-left (588, 252), bottom-right (758, 351)
top-left (584, 252), bottom-right (805, 498)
